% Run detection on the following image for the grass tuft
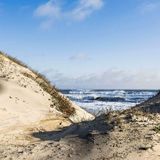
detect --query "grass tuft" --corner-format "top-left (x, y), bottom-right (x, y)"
top-left (153, 125), bottom-right (160, 133)
top-left (0, 51), bottom-right (28, 68)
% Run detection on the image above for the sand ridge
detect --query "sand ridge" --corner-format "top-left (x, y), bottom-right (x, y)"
top-left (0, 52), bottom-right (94, 131)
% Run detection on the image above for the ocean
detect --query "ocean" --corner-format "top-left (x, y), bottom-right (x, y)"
top-left (61, 89), bottom-right (158, 115)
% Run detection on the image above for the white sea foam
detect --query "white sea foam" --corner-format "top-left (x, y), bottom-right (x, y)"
top-left (76, 101), bottom-right (137, 115)
top-left (62, 89), bottom-right (157, 116)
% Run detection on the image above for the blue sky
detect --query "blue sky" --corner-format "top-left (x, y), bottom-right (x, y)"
top-left (0, 0), bottom-right (160, 89)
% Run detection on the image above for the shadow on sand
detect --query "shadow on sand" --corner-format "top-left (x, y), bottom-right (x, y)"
top-left (32, 115), bottom-right (114, 159)
top-left (32, 115), bottom-right (113, 142)
top-left (0, 82), bottom-right (4, 94)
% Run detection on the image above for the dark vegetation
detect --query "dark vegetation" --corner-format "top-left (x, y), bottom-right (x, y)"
top-left (153, 125), bottom-right (160, 133)
top-left (134, 90), bottom-right (160, 113)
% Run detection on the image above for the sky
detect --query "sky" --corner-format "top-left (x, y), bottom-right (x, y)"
top-left (0, 0), bottom-right (160, 89)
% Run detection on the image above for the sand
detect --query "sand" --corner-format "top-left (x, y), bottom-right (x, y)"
top-left (0, 78), bottom-right (51, 130)
top-left (0, 109), bottom-right (160, 160)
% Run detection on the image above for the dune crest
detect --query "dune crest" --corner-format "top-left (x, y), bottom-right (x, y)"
top-left (0, 52), bottom-right (94, 131)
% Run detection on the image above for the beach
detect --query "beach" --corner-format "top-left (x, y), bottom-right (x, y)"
top-left (0, 52), bottom-right (160, 160)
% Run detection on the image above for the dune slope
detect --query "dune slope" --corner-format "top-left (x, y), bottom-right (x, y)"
top-left (0, 52), bottom-right (94, 131)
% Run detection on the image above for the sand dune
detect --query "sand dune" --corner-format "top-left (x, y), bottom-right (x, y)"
top-left (0, 52), bottom-right (94, 132)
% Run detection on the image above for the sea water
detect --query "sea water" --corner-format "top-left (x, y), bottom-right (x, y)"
top-left (61, 89), bottom-right (158, 115)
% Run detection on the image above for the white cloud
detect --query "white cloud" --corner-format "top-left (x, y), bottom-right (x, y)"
top-left (34, 0), bottom-right (61, 29)
top-left (43, 68), bottom-right (160, 89)
top-left (34, 0), bottom-right (104, 28)
top-left (34, 0), bottom-right (60, 18)
top-left (71, 0), bottom-right (104, 20)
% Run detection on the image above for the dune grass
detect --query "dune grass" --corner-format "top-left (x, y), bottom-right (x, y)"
top-left (0, 51), bottom-right (75, 117)
top-left (0, 51), bottom-right (29, 68)
top-left (153, 125), bottom-right (160, 133)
